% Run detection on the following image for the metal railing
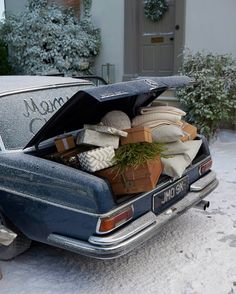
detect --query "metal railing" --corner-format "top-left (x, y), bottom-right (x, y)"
top-left (45, 73), bottom-right (108, 86)
top-left (73, 75), bottom-right (108, 86)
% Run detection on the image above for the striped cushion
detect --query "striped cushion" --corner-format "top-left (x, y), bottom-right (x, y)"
top-left (78, 146), bottom-right (115, 172)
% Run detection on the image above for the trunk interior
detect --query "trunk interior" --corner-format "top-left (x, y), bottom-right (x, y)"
top-left (28, 133), bottom-right (210, 204)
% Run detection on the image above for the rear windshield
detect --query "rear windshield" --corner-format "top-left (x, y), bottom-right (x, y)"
top-left (0, 85), bottom-right (91, 150)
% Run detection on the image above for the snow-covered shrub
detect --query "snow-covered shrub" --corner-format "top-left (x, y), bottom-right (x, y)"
top-left (1, 0), bottom-right (101, 76)
top-left (177, 51), bottom-right (236, 139)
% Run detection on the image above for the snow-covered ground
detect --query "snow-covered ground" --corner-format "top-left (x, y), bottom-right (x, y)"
top-left (0, 130), bottom-right (236, 294)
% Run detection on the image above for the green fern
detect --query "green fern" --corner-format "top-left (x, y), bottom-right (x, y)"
top-left (114, 142), bottom-right (166, 172)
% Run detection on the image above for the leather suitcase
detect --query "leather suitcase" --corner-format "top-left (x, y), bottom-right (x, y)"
top-left (120, 127), bottom-right (152, 145)
top-left (96, 156), bottom-right (163, 196)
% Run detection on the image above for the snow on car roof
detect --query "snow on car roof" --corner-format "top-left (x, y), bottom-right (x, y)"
top-left (0, 75), bottom-right (91, 97)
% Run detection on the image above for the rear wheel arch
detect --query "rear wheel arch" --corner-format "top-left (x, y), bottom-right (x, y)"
top-left (0, 211), bottom-right (31, 260)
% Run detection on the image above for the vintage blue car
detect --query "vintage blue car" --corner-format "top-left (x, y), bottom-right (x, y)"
top-left (0, 75), bottom-right (218, 260)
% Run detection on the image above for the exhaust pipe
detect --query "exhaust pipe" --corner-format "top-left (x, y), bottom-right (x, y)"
top-left (194, 200), bottom-right (210, 211)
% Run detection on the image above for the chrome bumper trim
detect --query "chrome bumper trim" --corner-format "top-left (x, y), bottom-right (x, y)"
top-left (47, 172), bottom-right (218, 259)
top-left (0, 226), bottom-right (17, 246)
top-left (190, 171), bottom-right (216, 191)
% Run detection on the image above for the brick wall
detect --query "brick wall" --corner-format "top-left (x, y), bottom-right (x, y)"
top-left (48, 0), bottom-right (81, 18)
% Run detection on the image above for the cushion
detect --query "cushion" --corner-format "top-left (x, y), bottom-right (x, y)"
top-left (78, 146), bottom-right (115, 172)
top-left (76, 129), bottom-right (120, 149)
top-left (161, 139), bottom-right (202, 177)
top-left (161, 155), bottom-right (191, 178)
top-left (162, 140), bottom-right (189, 156)
top-left (84, 124), bottom-right (128, 137)
top-left (101, 111), bottom-right (131, 130)
top-left (182, 139), bottom-right (202, 162)
top-left (152, 125), bottom-right (184, 143)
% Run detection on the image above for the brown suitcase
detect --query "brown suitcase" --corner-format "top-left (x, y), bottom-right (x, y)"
top-left (96, 156), bottom-right (163, 196)
top-left (54, 135), bottom-right (75, 153)
top-left (180, 122), bottom-right (197, 142)
top-left (120, 127), bottom-right (152, 145)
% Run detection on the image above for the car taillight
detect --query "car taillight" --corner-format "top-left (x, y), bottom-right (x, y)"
top-left (97, 206), bottom-right (134, 234)
top-left (199, 158), bottom-right (212, 175)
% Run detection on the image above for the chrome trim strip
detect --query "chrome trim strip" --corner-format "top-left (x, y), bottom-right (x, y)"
top-left (190, 171), bottom-right (216, 191)
top-left (0, 186), bottom-right (99, 217)
top-left (91, 211), bottom-right (156, 245)
top-left (0, 149), bottom-right (24, 154)
top-left (47, 178), bottom-right (219, 259)
top-left (0, 82), bottom-right (92, 98)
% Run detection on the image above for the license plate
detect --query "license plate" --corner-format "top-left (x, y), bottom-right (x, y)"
top-left (153, 176), bottom-right (189, 214)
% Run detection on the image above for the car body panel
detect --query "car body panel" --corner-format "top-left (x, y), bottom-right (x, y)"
top-left (0, 75), bottom-right (218, 259)
top-left (47, 173), bottom-right (219, 259)
top-left (0, 75), bottom-right (91, 97)
top-left (0, 76), bottom-right (92, 150)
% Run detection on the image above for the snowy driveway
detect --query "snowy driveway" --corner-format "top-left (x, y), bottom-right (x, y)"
top-left (1, 131), bottom-right (236, 294)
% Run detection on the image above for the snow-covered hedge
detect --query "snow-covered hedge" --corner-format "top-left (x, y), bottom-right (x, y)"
top-left (177, 51), bottom-right (236, 139)
top-left (0, 0), bottom-right (101, 76)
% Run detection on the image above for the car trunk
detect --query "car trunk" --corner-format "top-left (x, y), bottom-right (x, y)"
top-left (24, 76), bottom-right (210, 205)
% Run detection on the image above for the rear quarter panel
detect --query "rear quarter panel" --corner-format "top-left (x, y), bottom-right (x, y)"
top-left (0, 151), bottom-right (115, 242)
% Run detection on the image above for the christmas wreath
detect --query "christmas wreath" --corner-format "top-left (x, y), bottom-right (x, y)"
top-left (144, 0), bottom-right (168, 22)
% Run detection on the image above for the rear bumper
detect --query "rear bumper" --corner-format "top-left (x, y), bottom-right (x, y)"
top-left (47, 171), bottom-right (218, 259)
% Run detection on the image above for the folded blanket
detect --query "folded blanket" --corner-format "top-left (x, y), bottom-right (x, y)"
top-left (139, 106), bottom-right (186, 116)
top-left (84, 124), bottom-right (128, 137)
top-left (77, 129), bottom-right (120, 149)
top-left (132, 113), bottom-right (182, 128)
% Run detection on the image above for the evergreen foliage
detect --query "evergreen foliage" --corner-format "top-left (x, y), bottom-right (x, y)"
top-left (144, 0), bottom-right (168, 22)
top-left (177, 51), bottom-right (236, 139)
top-left (0, 0), bottom-right (101, 76)
top-left (115, 142), bottom-right (166, 172)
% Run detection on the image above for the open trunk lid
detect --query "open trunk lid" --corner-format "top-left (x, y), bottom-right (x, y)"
top-left (25, 76), bottom-right (192, 149)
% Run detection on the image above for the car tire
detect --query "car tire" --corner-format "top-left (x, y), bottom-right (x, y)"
top-left (0, 212), bottom-right (31, 260)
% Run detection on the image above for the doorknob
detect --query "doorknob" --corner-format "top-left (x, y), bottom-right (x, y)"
top-left (175, 25), bottom-right (180, 30)
top-left (170, 37), bottom-right (174, 41)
